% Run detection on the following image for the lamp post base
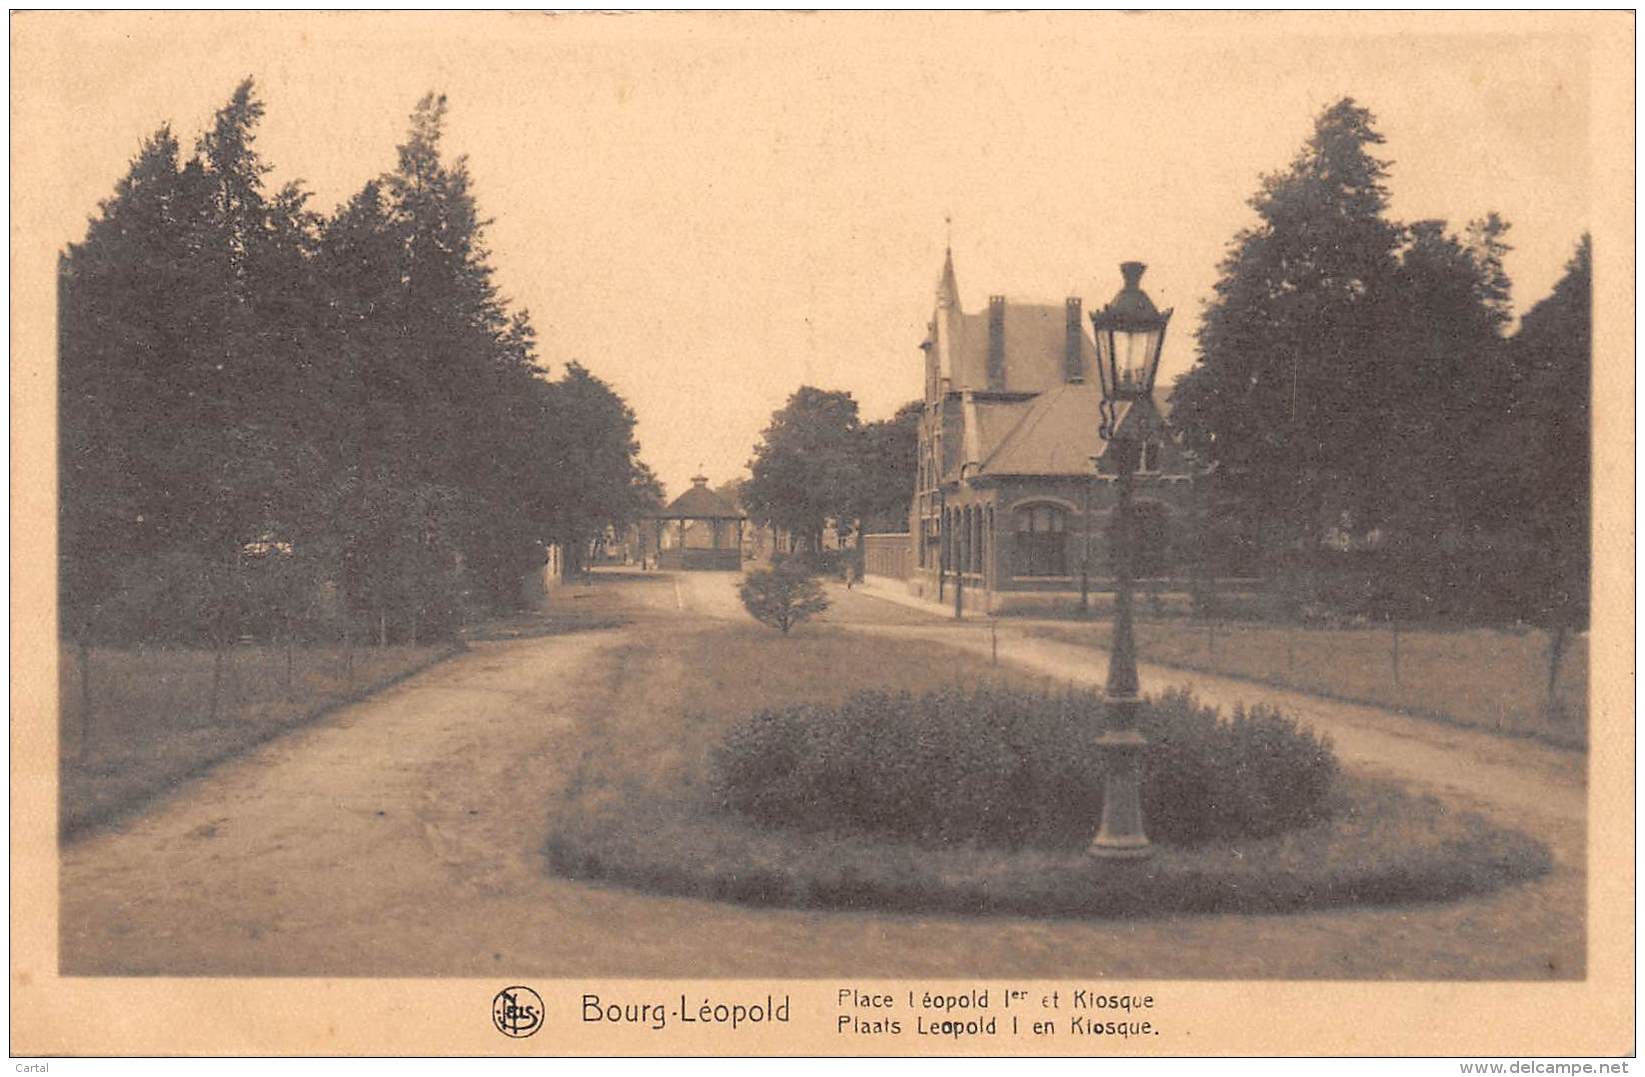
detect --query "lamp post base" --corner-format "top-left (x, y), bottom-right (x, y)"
top-left (1089, 727), bottom-right (1152, 859)
top-left (1089, 839), bottom-right (1152, 860)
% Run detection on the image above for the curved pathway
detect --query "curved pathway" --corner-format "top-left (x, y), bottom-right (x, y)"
top-left (59, 570), bottom-right (1584, 978)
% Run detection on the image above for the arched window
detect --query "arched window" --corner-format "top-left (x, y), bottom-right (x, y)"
top-left (1013, 503), bottom-right (1068, 577)
top-left (967, 509), bottom-right (980, 578)
top-left (985, 507), bottom-right (994, 579)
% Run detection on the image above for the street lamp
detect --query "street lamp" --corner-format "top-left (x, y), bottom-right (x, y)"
top-left (1088, 261), bottom-right (1173, 859)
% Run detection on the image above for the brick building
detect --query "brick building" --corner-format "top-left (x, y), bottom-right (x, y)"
top-left (865, 249), bottom-right (1198, 614)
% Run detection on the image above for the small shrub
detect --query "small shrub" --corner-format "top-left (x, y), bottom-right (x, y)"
top-left (711, 685), bottom-right (1337, 849)
top-left (738, 564), bottom-right (830, 635)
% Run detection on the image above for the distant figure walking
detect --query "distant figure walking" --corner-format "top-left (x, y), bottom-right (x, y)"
top-left (844, 562), bottom-right (856, 590)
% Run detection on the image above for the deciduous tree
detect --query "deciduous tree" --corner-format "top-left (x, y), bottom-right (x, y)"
top-left (743, 386), bottom-right (862, 550)
top-left (853, 400), bottom-right (922, 535)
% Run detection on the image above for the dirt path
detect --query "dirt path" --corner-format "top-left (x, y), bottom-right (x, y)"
top-left (59, 571), bottom-right (1584, 978)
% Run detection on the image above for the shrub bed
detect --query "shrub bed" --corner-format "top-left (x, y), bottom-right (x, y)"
top-left (543, 626), bottom-right (1553, 919)
top-left (711, 686), bottom-right (1337, 849)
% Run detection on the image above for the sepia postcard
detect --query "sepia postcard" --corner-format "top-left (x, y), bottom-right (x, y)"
top-left (9, 9), bottom-right (1635, 1060)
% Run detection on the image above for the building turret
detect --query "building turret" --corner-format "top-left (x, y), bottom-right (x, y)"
top-left (936, 246), bottom-right (960, 310)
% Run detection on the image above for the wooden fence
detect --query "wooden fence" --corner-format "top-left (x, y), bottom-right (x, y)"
top-left (863, 533), bottom-right (912, 581)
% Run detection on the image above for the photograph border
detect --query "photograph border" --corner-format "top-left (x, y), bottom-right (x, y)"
top-left (9, 9), bottom-right (1635, 1057)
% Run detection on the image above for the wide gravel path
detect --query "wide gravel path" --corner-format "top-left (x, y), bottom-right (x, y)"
top-left (58, 571), bottom-right (1585, 979)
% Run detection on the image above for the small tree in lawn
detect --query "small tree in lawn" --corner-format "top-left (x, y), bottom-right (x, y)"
top-left (739, 564), bottom-right (830, 635)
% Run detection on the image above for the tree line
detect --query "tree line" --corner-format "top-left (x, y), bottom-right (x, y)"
top-left (663, 95), bottom-right (1593, 643)
top-left (60, 80), bottom-right (659, 648)
top-left (1170, 98), bottom-right (1590, 633)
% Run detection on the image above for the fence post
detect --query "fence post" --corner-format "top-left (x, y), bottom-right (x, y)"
top-left (209, 643), bottom-right (224, 724)
top-left (1545, 625), bottom-right (1570, 721)
top-left (77, 637), bottom-right (92, 760)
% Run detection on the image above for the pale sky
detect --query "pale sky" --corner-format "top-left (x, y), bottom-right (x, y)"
top-left (18, 12), bottom-right (1604, 498)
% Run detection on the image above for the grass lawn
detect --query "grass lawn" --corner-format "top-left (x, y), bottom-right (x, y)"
top-left (59, 640), bottom-right (457, 839)
top-left (552, 621), bottom-right (1003, 818)
top-left (546, 621), bottom-right (1550, 917)
top-left (1021, 618), bottom-right (1587, 748)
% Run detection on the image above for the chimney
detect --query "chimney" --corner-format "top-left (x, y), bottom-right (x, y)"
top-left (987, 295), bottom-right (1006, 390)
top-left (1065, 297), bottom-right (1084, 383)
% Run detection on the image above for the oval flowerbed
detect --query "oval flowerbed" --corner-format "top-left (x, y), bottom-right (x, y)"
top-left (545, 684), bottom-right (1551, 918)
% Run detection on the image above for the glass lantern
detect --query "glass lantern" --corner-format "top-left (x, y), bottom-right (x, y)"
top-left (1090, 261), bottom-right (1173, 406)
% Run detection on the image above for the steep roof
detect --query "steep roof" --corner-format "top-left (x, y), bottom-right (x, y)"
top-left (926, 251), bottom-right (1186, 481)
top-left (964, 394), bottom-right (1037, 464)
top-left (979, 388), bottom-right (1181, 477)
top-left (653, 478), bottom-right (744, 519)
top-left (940, 303), bottom-right (1097, 394)
top-left (980, 383), bottom-right (1106, 475)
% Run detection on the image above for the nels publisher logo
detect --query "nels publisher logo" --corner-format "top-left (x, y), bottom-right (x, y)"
top-left (492, 985), bottom-right (544, 1039)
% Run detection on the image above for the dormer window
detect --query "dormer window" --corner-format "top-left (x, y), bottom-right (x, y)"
top-left (1140, 439), bottom-right (1163, 473)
